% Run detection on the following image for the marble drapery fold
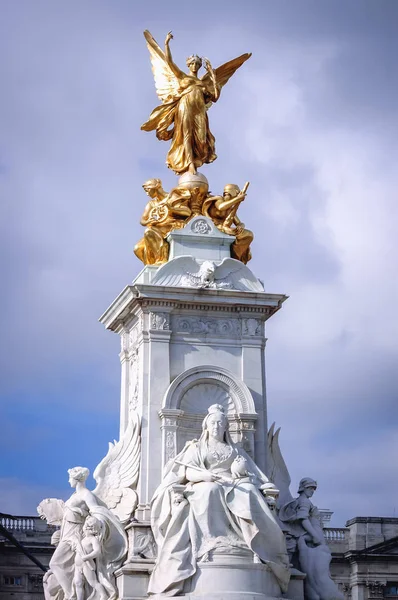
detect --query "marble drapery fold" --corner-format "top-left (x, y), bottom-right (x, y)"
top-left (149, 432), bottom-right (290, 596)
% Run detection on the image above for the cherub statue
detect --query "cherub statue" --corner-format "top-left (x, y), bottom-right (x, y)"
top-left (267, 425), bottom-right (344, 600)
top-left (141, 30), bottom-right (251, 175)
top-left (38, 411), bottom-right (141, 600)
top-left (202, 183), bottom-right (253, 264)
top-left (134, 178), bottom-right (191, 265)
top-left (73, 516), bottom-right (117, 600)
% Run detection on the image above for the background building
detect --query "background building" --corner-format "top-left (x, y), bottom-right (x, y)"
top-left (0, 515), bottom-right (53, 600)
top-left (327, 517), bottom-right (398, 600)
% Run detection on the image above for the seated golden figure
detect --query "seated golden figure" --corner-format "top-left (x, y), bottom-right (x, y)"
top-left (202, 183), bottom-right (253, 264)
top-left (134, 179), bottom-right (191, 265)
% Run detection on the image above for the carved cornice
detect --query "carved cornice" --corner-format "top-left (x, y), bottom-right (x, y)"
top-left (99, 284), bottom-right (287, 332)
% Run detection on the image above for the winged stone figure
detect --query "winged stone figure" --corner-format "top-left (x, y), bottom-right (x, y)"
top-left (141, 30), bottom-right (251, 175)
top-left (151, 256), bottom-right (264, 292)
top-left (267, 424), bottom-right (344, 600)
top-left (37, 411), bottom-right (141, 600)
top-left (92, 408), bottom-right (141, 523)
top-left (267, 422), bottom-right (293, 508)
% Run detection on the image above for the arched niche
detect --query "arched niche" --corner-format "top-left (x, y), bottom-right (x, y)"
top-left (159, 366), bottom-right (257, 471)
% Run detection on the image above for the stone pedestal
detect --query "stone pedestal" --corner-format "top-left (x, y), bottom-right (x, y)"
top-left (125, 521), bottom-right (156, 561)
top-left (116, 561), bottom-right (153, 600)
top-left (283, 569), bottom-right (306, 600)
top-left (184, 550), bottom-right (282, 600)
top-left (167, 215), bottom-right (234, 261)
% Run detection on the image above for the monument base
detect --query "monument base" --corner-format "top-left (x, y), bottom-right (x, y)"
top-left (115, 557), bottom-right (304, 600)
top-left (183, 549), bottom-right (281, 598)
top-left (283, 569), bottom-right (305, 600)
top-left (115, 559), bottom-right (153, 600)
top-left (179, 595), bottom-right (282, 600)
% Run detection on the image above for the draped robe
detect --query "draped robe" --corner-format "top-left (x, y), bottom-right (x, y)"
top-left (49, 494), bottom-right (127, 599)
top-left (141, 77), bottom-right (218, 175)
top-left (148, 438), bottom-right (290, 596)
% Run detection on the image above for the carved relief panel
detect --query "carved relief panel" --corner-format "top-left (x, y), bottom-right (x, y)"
top-left (150, 311), bottom-right (170, 331)
top-left (172, 316), bottom-right (241, 337)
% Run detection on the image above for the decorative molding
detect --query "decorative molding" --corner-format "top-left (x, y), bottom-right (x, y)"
top-left (191, 219), bottom-right (212, 234)
top-left (129, 348), bottom-right (139, 411)
top-left (241, 432), bottom-right (253, 453)
top-left (341, 584), bottom-right (352, 599)
top-left (181, 383), bottom-right (233, 414)
top-left (150, 311), bottom-right (170, 331)
top-left (129, 326), bottom-right (138, 348)
top-left (242, 318), bottom-right (262, 336)
top-left (165, 430), bottom-right (176, 462)
top-left (121, 329), bottom-right (129, 352)
top-left (163, 365), bottom-right (256, 415)
top-left (134, 298), bottom-right (273, 315)
top-left (365, 582), bottom-right (386, 599)
top-left (126, 523), bottom-right (157, 560)
top-left (174, 317), bottom-right (241, 336)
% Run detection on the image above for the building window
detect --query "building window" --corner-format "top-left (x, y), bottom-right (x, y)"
top-left (4, 575), bottom-right (23, 586)
top-left (385, 584), bottom-right (398, 597)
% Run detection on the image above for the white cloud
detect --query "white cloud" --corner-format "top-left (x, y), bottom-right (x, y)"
top-left (230, 35), bottom-right (398, 523)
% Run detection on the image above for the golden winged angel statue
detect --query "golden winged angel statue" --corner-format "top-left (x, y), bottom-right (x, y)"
top-left (141, 30), bottom-right (251, 175)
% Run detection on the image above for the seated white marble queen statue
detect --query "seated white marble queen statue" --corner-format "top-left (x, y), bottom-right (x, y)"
top-left (148, 404), bottom-right (290, 596)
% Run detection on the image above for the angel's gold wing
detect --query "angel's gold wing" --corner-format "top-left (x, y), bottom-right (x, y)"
top-left (201, 52), bottom-right (252, 89)
top-left (144, 30), bottom-right (183, 104)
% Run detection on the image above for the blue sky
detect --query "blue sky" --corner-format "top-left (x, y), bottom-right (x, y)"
top-left (1, 0), bottom-right (398, 525)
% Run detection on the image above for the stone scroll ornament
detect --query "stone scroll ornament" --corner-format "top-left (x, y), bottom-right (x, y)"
top-left (267, 424), bottom-right (344, 600)
top-left (37, 411), bottom-right (141, 600)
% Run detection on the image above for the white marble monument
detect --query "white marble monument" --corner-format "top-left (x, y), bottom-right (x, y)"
top-left (97, 213), bottom-right (294, 600)
top-left (36, 28), bottom-right (341, 600)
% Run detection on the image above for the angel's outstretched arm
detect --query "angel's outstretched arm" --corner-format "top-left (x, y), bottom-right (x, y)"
top-left (164, 31), bottom-right (182, 80)
top-left (215, 192), bottom-right (246, 211)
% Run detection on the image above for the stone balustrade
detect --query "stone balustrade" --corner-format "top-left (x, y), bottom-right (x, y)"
top-left (0, 514), bottom-right (54, 533)
top-left (324, 527), bottom-right (350, 554)
top-left (324, 527), bottom-right (349, 542)
top-left (0, 516), bottom-right (352, 541)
